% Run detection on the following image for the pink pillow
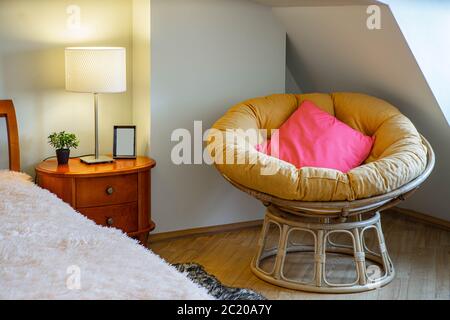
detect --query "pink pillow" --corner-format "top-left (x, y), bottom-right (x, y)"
top-left (256, 100), bottom-right (374, 173)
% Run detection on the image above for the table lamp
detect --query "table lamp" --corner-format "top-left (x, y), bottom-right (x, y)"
top-left (65, 47), bottom-right (126, 164)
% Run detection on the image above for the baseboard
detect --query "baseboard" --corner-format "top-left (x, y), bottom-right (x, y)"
top-left (149, 208), bottom-right (449, 243)
top-left (149, 219), bottom-right (264, 243)
top-left (388, 207), bottom-right (450, 231)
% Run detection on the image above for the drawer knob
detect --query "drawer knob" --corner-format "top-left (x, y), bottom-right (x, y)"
top-left (106, 186), bottom-right (114, 195)
top-left (107, 217), bottom-right (114, 226)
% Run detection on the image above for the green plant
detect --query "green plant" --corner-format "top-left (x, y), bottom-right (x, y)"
top-left (48, 131), bottom-right (79, 150)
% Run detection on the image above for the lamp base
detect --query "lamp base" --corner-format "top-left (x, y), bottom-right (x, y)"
top-left (80, 155), bottom-right (114, 164)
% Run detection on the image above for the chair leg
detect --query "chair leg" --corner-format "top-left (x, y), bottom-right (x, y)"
top-left (315, 230), bottom-right (326, 287)
top-left (352, 227), bottom-right (367, 285)
top-left (273, 224), bottom-right (289, 280)
top-left (253, 215), bottom-right (271, 271)
top-left (375, 219), bottom-right (393, 274)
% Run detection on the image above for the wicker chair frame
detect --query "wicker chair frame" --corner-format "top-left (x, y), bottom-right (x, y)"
top-left (220, 137), bottom-right (435, 293)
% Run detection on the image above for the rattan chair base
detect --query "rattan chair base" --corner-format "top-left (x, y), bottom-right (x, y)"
top-left (251, 207), bottom-right (395, 293)
top-left (218, 137), bottom-right (434, 293)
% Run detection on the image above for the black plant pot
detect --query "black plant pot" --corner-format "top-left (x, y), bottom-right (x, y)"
top-left (56, 149), bottom-right (70, 165)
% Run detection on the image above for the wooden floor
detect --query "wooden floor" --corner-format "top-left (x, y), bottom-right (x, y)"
top-left (149, 212), bottom-right (450, 300)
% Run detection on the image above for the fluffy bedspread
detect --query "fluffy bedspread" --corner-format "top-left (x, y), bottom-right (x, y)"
top-left (0, 171), bottom-right (212, 300)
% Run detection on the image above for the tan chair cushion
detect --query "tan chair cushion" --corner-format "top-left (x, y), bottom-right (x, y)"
top-left (208, 93), bottom-right (427, 201)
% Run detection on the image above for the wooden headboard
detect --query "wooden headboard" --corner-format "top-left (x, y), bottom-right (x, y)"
top-left (0, 100), bottom-right (20, 171)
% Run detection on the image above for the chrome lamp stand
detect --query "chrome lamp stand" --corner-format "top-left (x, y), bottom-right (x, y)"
top-left (80, 93), bottom-right (114, 164)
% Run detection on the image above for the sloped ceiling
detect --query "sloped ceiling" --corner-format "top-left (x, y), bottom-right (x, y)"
top-left (266, 4), bottom-right (449, 220)
top-left (251, 0), bottom-right (380, 6)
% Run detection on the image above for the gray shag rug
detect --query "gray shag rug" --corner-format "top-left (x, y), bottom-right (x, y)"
top-left (173, 263), bottom-right (266, 300)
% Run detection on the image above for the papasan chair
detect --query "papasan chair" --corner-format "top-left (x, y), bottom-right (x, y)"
top-left (207, 93), bottom-right (435, 293)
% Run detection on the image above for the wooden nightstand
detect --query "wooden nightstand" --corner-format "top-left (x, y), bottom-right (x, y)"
top-left (35, 157), bottom-right (156, 245)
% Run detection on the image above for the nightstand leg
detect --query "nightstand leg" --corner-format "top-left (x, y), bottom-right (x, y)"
top-left (137, 232), bottom-right (149, 247)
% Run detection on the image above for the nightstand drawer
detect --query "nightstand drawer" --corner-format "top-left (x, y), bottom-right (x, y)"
top-left (76, 174), bottom-right (138, 208)
top-left (78, 203), bottom-right (138, 232)
top-left (36, 157), bottom-right (156, 245)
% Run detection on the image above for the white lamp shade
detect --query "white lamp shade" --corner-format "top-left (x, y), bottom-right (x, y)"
top-left (65, 47), bottom-right (126, 93)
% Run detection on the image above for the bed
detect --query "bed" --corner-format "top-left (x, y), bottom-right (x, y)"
top-left (0, 100), bottom-right (212, 300)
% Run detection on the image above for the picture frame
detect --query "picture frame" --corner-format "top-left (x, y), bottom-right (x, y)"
top-left (113, 125), bottom-right (136, 159)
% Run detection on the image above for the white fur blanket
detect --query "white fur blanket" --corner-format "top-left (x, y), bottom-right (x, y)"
top-left (0, 171), bottom-right (212, 300)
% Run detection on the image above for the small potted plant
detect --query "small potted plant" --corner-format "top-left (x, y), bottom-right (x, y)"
top-left (48, 131), bottom-right (79, 165)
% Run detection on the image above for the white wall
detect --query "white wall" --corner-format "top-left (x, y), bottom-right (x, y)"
top-left (252, 0), bottom-right (379, 6)
top-left (132, 0), bottom-right (151, 156)
top-left (0, 62), bottom-right (4, 97)
top-left (273, 5), bottom-right (450, 220)
top-left (286, 67), bottom-right (301, 94)
top-left (151, 0), bottom-right (286, 232)
top-left (0, 0), bottom-right (133, 174)
top-left (0, 61), bottom-right (8, 169)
